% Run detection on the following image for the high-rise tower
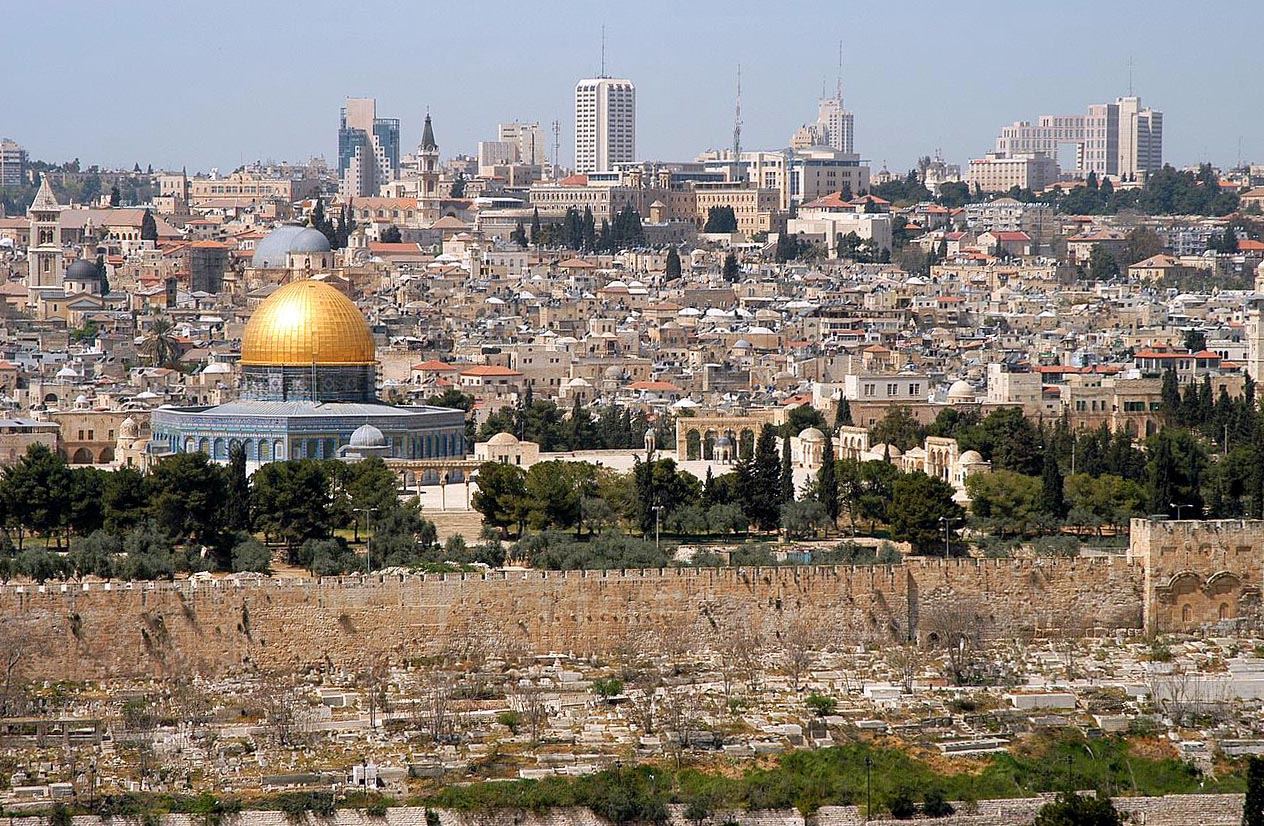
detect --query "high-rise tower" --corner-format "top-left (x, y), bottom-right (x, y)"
top-left (338, 98), bottom-right (400, 197)
top-left (574, 78), bottom-right (635, 173)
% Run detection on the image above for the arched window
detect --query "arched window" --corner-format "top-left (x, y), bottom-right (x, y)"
top-left (1181, 604), bottom-right (1192, 623)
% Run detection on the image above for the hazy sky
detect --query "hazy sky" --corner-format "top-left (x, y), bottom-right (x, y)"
top-left (5, 0), bottom-right (1259, 174)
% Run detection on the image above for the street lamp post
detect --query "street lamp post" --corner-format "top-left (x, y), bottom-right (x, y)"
top-left (939, 516), bottom-right (951, 556)
top-left (1170, 502), bottom-right (1186, 520)
top-left (354, 507), bottom-right (379, 575)
top-left (864, 755), bottom-right (872, 822)
top-left (652, 505), bottom-right (664, 555)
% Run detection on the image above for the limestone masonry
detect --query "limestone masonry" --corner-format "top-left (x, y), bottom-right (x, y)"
top-left (3, 517), bottom-right (1259, 681)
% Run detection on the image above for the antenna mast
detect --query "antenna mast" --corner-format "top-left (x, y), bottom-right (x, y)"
top-left (732, 64), bottom-right (742, 164)
top-left (1127, 55), bottom-right (1134, 96)
top-left (600, 25), bottom-right (606, 77)
top-left (551, 119), bottom-right (561, 178)
top-left (836, 40), bottom-right (843, 100)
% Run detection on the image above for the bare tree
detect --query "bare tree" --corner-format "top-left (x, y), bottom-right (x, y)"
top-left (628, 666), bottom-right (663, 734)
top-left (715, 620), bottom-right (761, 698)
top-left (651, 621), bottom-right (700, 676)
top-left (921, 599), bottom-right (988, 686)
top-left (358, 658), bottom-right (391, 731)
top-left (885, 643), bottom-right (920, 694)
top-left (660, 683), bottom-right (706, 767)
top-left (508, 682), bottom-right (550, 746)
top-left (416, 669), bottom-right (459, 743)
top-left (0, 627), bottom-right (27, 717)
top-left (260, 677), bottom-right (309, 747)
top-left (779, 613), bottom-right (824, 692)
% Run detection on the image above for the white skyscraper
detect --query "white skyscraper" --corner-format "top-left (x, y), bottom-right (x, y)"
top-left (574, 78), bottom-right (635, 174)
top-left (815, 96), bottom-right (854, 154)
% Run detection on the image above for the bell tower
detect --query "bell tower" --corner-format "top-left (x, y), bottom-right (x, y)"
top-left (418, 112), bottom-right (440, 223)
top-left (27, 174), bottom-right (64, 291)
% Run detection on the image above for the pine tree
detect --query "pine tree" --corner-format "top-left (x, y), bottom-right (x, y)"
top-left (530, 208), bottom-right (542, 245)
top-left (109, 185), bottom-right (121, 207)
top-left (722, 252), bottom-right (740, 282)
top-left (665, 246), bottom-right (682, 280)
top-left (1148, 434), bottom-right (1176, 515)
top-left (1160, 368), bottom-right (1181, 423)
top-left (779, 431), bottom-right (795, 504)
top-left (511, 220), bottom-right (528, 248)
top-left (817, 435), bottom-right (838, 523)
top-left (95, 255), bottom-right (110, 296)
top-left (1040, 443), bottom-right (1066, 520)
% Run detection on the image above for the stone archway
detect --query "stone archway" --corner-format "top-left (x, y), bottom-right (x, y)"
top-left (70, 447), bottom-right (94, 464)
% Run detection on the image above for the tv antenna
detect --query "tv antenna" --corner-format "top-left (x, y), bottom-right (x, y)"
top-left (732, 64), bottom-right (742, 163)
top-left (600, 25), bottom-right (606, 78)
top-left (836, 40), bottom-right (843, 100)
top-left (552, 119), bottom-right (561, 178)
top-left (1127, 55), bottom-right (1134, 96)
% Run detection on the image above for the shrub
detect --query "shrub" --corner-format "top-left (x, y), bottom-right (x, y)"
top-left (231, 537), bottom-right (272, 574)
top-left (806, 694), bottom-right (837, 717)
top-left (922, 788), bottom-right (955, 818)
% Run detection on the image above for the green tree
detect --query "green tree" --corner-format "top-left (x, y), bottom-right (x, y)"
top-left (510, 220), bottom-right (528, 248)
top-left (103, 467), bottom-right (147, 534)
top-left (745, 425), bottom-right (784, 531)
top-left (524, 461), bottom-right (595, 531)
top-left (530, 208), bottom-right (542, 245)
top-left (779, 431), bottom-right (794, 504)
top-left (722, 252), bottom-right (740, 282)
top-left (224, 443), bottom-right (250, 532)
top-left (702, 205), bottom-right (738, 233)
top-left (966, 470), bottom-right (1046, 538)
top-left (139, 315), bottom-right (182, 369)
top-left (869, 405), bottom-right (924, 452)
top-left (472, 461), bottom-right (527, 537)
top-left (1032, 793), bottom-right (1122, 826)
top-left (1, 444), bottom-right (73, 549)
top-left (1160, 368), bottom-right (1182, 423)
top-left (1243, 755), bottom-right (1264, 826)
top-left (890, 471), bottom-right (962, 554)
top-left (781, 500), bottom-right (829, 538)
top-left (109, 185), bottom-right (121, 207)
top-left (140, 208), bottom-right (158, 242)
top-left (231, 537), bottom-right (272, 574)
top-left (1087, 244), bottom-right (1119, 280)
top-left (449, 173), bottom-right (466, 198)
top-left (1146, 429), bottom-right (1207, 517)
top-left (959, 407), bottom-right (1042, 475)
top-left (1040, 443), bottom-right (1067, 520)
top-left (248, 460), bottom-right (333, 554)
top-left (1183, 328), bottom-right (1207, 353)
top-left (834, 397), bottom-right (853, 429)
top-left (380, 225), bottom-right (402, 243)
top-left (665, 246), bottom-right (682, 280)
top-left (817, 436), bottom-right (839, 524)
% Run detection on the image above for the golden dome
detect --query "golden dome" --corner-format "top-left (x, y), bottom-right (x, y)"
top-left (240, 280), bottom-right (376, 366)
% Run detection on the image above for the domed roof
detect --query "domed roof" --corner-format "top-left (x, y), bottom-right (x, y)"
top-left (240, 279), bottom-right (376, 366)
top-left (959, 449), bottom-right (985, 464)
top-left (798, 427), bottom-right (825, 442)
top-left (251, 224), bottom-right (331, 268)
top-left (715, 434), bottom-right (733, 447)
top-left (947, 379), bottom-right (975, 401)
top-left (487, 431), bottom-right (519, 446)
top-left (119, 417), bottom-right (139, 438)
top-left (65, 259), bottom-right (100, 281)
top-left (349, 424), bottom-right (387, 448)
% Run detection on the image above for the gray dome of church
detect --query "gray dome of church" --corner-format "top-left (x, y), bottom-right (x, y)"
top-left (252, 225), bottom-right (332, 268)
top-left (349, 423), bottom-right (387, 448)
top-left (65, 259), bottom-right (100, 281)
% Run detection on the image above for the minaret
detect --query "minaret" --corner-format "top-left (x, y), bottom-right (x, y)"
top-left (27, 174), bottom-right (64, 291)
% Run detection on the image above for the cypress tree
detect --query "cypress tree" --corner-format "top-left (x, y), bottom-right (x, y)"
top-left (224, 443), bottom-right (251, 536)
top-left (835, 397), bottom-right (853, 429)
top-left (1244, 755), bottom-right (1264, 826)
top-left (751, 424), bottom-right (782, 530)
top-left (779, 431), bottom-right (795, 504)
top-left (818, 435), bottom-right (838, 523)
top-left (1148, 434), bottom-right (1176, 516)
top-left (665, 246), bottom-right (682, 280)
top-left (140, 209), bottom-right (158, 242)
top-left (1040, 444), bottom-right (1066, 520)
top-left (530, 208), bottom-right (542, 245)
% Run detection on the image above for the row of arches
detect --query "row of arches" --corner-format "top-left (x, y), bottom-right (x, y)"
top-left (69, 446), bottom-right (114, 465)
top-left (682, 428), bottom-right (756, 462)
top-left (162, 430), bottom-right (467, 462)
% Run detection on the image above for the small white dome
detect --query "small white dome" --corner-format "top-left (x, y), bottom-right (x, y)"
top-left (959, 449), bottom-right (985, 464)
top-left (798, 427), bottom-right (825, 442)
top-left (947, 380), bottom-right (975, 401)
top-left (487, 431), bottom-right (519, 446)
top-left (349, 424), bottom-right (386, 448)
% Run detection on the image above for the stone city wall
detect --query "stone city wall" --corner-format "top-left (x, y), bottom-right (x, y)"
top-left (0, 558), bottom-right (1143, 680)
top-left (48, 794), bottom-right (1247, 826)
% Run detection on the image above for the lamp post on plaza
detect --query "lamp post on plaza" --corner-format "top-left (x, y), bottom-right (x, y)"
top-left (652, 505), bottom-right (664, 555)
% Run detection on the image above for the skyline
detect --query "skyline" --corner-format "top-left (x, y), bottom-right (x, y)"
top-left (4, 0), bottom-right (1261, 175)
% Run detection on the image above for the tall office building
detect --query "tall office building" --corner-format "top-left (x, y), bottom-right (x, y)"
top-left (574, 78), bottom-right (635, 174)
top-left (0, 138), bottom-right (27, 189)
top-left (338, 98), bottom-right (400, 197)
top-left (994, 95), bottom-right (1162, 179)
top-left (814, 94), bottom-right (854, 154)
top-left (478, 122), bottom-right (546, 175)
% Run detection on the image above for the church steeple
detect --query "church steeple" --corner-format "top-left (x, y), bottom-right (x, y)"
top-left (420, 113), bottom-right (437, 152)
top-left (27, 174), bottom-right (65, 293)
